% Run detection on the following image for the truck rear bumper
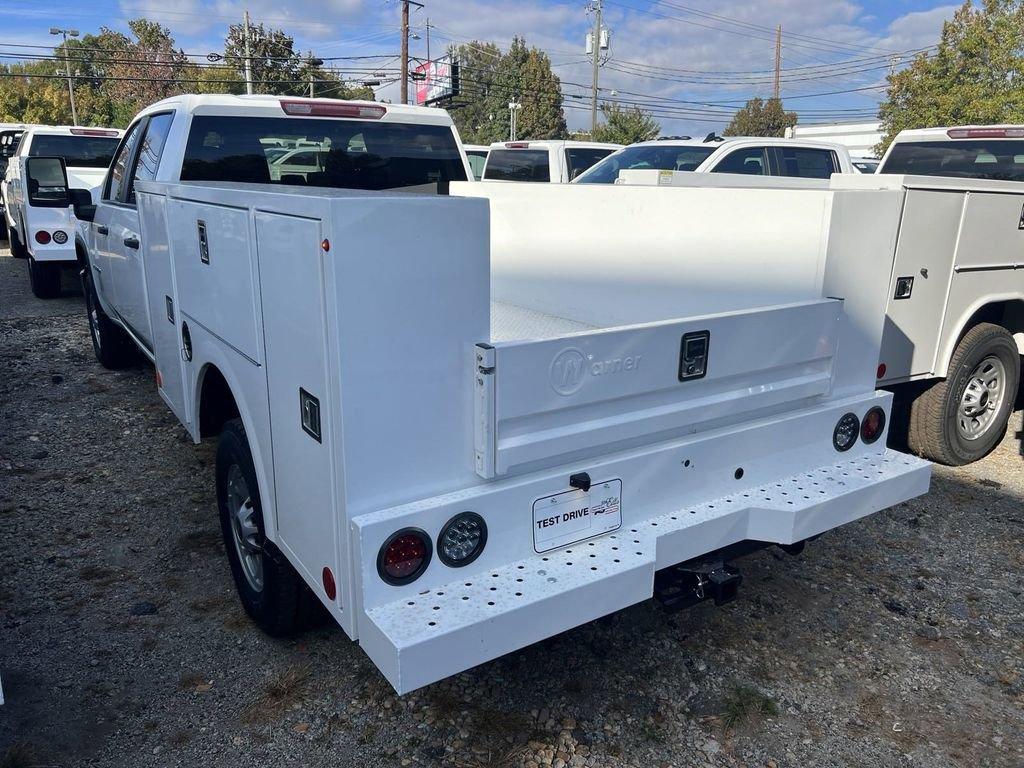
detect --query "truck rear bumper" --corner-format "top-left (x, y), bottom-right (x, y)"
top-left (359, 446), bottom-right (929, 694)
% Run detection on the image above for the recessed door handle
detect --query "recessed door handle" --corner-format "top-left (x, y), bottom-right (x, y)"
top-left (96, 225), bottom-right (108, 235)
top-left (123, 236), bottom-right (140, 249)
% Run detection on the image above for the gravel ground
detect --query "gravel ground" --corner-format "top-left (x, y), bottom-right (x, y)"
top-left (1, 249), bottom-right (1022, 768)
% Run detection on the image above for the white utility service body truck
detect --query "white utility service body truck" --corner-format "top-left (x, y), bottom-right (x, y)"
top-left (65, 95), bottom-right (932, 694)
top-left (3, 125), bottom-right (122, 297)
top-left (482, 140), bottom-right (622, 182)
top-left (526, 165), bottom-right (1024, 467)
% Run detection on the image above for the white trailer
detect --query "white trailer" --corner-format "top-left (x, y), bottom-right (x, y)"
top-left (61, 95), bottom-right (930, 694)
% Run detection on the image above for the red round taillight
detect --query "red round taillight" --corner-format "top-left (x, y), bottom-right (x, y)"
top-left (876, 363), bottom-right (887, 379)
top-left (322, 566), bottom-right (337, 600)
top-left (860, 407), bottom-right (886, 444)
top-left (377, 528), bottom-right (432, 585)
top-left (34, 230), bottom-right (51, 245)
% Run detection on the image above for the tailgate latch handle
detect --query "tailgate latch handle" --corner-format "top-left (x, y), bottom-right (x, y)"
top-left (569, 472), bottom-right (592, 492)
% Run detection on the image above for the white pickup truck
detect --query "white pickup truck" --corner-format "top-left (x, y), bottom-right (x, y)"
top-left (63, 93), bottom-right (931, 694)
top-left (482, 139), bottom-right (622, 182)
top-left (3, 125), bottom-right (122, 297)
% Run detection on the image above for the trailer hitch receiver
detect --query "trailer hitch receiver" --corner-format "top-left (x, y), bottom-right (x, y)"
top-left (654, 561), bottom-right (742, 613)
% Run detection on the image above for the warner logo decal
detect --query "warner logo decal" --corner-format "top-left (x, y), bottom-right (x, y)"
top-left (532, 479), bottom-right (623, 553)
top-left (549, 348), bottom-right (642, 396)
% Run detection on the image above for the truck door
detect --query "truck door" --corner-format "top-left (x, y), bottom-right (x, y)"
top-left (92, 120), bottom-right (143, 308)
top-left (107, 113), bottom-right (175, 350)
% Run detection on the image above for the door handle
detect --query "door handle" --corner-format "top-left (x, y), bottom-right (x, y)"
top-left (96, 225), bottom-right (108, 235)
top-left (123, 236), bottom-right (140, 249)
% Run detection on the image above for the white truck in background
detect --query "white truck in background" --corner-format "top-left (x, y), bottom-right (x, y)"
top-left (482, 139), bottom-right (621, 182)
top-left (56, 93), bottom-right (931, 694)
top-left (3, 125), bottom-right (122, 297)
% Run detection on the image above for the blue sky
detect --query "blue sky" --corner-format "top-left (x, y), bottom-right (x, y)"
top-left (0, 0), bottom-right (962, 134)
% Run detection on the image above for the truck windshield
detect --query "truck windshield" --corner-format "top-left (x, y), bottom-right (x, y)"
top-left (483, 149), bottom-right (550, 182)
top-left (574, 144), bottom-right (716, 183)
top-left (181, 116), bottom-right (467, 192)
top-left (0, 129), bottom-right (24, 175)
top-left (880, 139), bottom-right (1024, 181)
top-left (29, 135), bottom-right (120, 168)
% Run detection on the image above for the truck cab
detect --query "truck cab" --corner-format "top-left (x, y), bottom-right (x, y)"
top-left (482, 140), bottom-right (622, 183)
top-left (574, 135), bottom-right (855, 184)
top-left (878, 124), bottom-right (1024, 180)
top-left (75, 95), bottom-right (473, 364)
top-left (4, 125), bottom-right (122, 297)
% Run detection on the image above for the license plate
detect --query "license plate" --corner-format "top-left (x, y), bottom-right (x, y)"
top-left (532, 479), bottom-right (622, 553)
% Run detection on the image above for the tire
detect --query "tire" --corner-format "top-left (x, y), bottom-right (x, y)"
top-left (8, 226), bottom-right (27, 259)
top-left (80, 263), bottom-right (135, 369)
top-left (27, 256), bottom-right (62, 298)
top-left (216, 418), bottom-right (317, 637)
top-left (908, 322), bottom-right (1020, 465)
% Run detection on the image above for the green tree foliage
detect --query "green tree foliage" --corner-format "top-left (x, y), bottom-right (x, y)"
top-left (723, 97), bottom-right (797, 137)
top-left (877, 0), bottom-right (1024, 153)
top-left (593, 102), bottom-right (661, 144)
top-left (450, 37), bottom-right (567, 143)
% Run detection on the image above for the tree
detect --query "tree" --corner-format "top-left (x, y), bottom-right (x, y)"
top-left (449, 37), bottom-right (566, 143)
top-left (724, 97), bottom-right (797, 137)
top-left (593, 103), bottom-right (661, 144)
top-left (877, 0), bottom-right (1024, 154)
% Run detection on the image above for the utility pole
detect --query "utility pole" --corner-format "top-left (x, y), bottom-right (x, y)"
top-left (426, 17), bottom-right (431, 63)
top-left (49, 27), bottom-right (79, 126)
top-left (590, 0), bottom-right (603, 135)
top-left (243, 10), bottom-right (254, 95)
top-left (400, 1), bottom-right (410, 104)
top-left (308, 56), bottom-right (323, 98)
top-left (773, 25), bottom-right (782, 100)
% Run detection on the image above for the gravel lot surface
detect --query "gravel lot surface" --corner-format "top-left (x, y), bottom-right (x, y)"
top-left (1, 249), bottom-right (1022, 768)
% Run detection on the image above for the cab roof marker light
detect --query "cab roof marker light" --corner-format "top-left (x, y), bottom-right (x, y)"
top-left (70, 128), bottom-right (120, 137)
top-left (505, 142), bottom-right (529, 148)
top-left (279, 100), bottom-right (387, 119)
top-left (947, 127), bottom-right (1024, 139)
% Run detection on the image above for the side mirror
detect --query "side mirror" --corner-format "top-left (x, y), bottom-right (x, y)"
top-left (69, 188), bottom-right (96, 222)
top-left (26, 156), bottom-right (69, 208)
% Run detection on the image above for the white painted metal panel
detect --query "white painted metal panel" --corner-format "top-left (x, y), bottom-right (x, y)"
top-left (477, 300), bottom-right (841, 478)
top-left (954, 191), bottom-right (1024, 269)
top-left (169, 199), bottom-right (261, 363)
top-left (256, 211), bottom-right (339, 600)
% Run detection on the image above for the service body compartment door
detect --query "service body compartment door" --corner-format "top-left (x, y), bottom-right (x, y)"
top-left (256, 212), bottom-right (339, 605)
top-left (136, 190), bottom-right (192, 431)
top-left (880, 190), bottom-right (963, 380)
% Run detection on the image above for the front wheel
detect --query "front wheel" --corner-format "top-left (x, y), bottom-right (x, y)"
top-left (908, 323), bottom-right (1020, 465)
top-left (216, 418), bottom-right (316, 637)
top-left (27, 256), bottom-right (62, 298)
top-left (80, 264), bottom-right (135, 369)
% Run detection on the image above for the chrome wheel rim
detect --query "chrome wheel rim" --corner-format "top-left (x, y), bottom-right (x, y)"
top-left (226, 464), bottom-right (263, 592)
top-left (958, 355), bottom-right (1006, 441)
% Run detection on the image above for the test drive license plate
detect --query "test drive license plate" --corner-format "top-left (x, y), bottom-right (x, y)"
top-left (532, 479), bottom-right (622, 553)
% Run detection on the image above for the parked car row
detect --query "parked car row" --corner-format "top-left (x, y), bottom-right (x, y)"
top-left (5, 92), bottom-right (1024, 697)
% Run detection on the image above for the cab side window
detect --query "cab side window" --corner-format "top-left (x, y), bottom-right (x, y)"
top-left (105, 120), bottom-right (143, 203)
top-left (128, 113), bottom-right (175, 204)
top-left (711, 147), bottom-right (768, 175)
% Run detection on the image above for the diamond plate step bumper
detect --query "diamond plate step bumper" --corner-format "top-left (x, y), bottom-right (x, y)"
top-left (360, 450), bottom-right (930, 693)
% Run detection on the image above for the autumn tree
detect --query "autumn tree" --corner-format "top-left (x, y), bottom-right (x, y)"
top-left (877, 0), bottom-right (1024, 154)
top-left (593, 103), bottom-right (661, 144)
top-left (723, 97), bottom-right (797, 137)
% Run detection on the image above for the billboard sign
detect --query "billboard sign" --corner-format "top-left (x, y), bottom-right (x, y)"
top-left (414, 56), bottom-right (460, 105)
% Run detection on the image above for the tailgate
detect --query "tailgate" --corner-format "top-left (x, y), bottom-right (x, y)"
top-left (474, 299), bottom-right (842, 478)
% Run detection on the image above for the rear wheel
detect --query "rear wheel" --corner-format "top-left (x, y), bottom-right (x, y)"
top-left (27, 256), bottom-right (62, 298)
top-left (908, 323), bottom-right (1019, 465)
top-left (80, 263), bottom-right (135, 369)
top-left (216, 418), bottom-right (317, 637)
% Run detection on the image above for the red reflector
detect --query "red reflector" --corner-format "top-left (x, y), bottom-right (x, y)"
top-left (321, 239), bottom-right (330, 252)
top-left (279, 100), bottom-right (386, 119)
top-left (70, 127), bottom-right (120, 137)
top-left (322, 567), bottom-right (337, 600)
top-left (155, 369), bottom-right (163, 388)
top-left (34, 230), bottom-right (51, 244)
top-left (505, 142), bottom-right (529, 148)
top-left (378, 530), bottom-right (431, 584)
top-left (876, 363), bottom-right (887, 379)
top-left (861, 407), bottom-right (886, 444)
top-left (947, 127), bottom-right (1024, 139)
